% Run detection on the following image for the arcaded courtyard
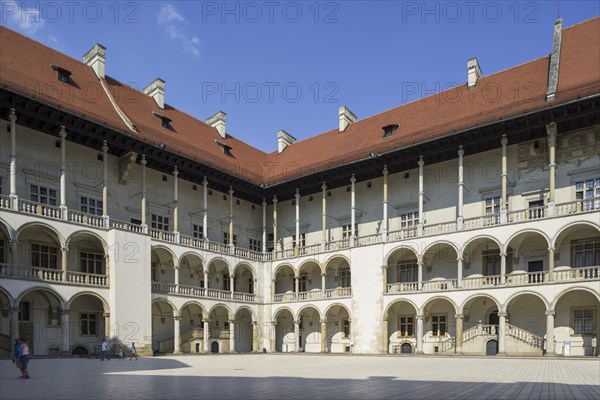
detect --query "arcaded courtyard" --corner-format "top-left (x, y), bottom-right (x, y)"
top-left (1, 355), bottom-right (599, 400)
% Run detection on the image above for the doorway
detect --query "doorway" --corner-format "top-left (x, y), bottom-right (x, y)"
top-left (486, 340), bottom-right (498, 355)
top-left (488, 311), bottom-right (499, 326)
top-left (528, 260), bottom-right (544, 283)
top-left (211, 341), bottom-right (219, 353)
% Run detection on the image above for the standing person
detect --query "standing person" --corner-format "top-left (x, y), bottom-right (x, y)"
top-left (13, 339), bottom-right (21, 377)
top-left (100, 338), bottom-right (110, 361)
top-left (130, 343), bottom-right (138, 360)
top-left (18, 338), bottom-right (30, 380)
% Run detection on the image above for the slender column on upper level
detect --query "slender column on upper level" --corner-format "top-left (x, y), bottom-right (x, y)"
top-left (322, 182), bottom-right (327, 244)
top-left (59, 126), bottom-right (68, 219)
top-left (174, 265), bottom-right (180, 290)
top-left (295, 189), bottom-right (300, 254)
top-left (229, 274), bottom-right (234, 294)
top-left (140, 155), bottom-right (147, 232)
top-left (173, 166), bottom-right (179, 235)
top-left (202, 177), bottom-right (208, 239)
top-left (101, 140), bottom-right (109, 218)
top-left (272, 195), bottom-right (278, 253)
top-left (418, 156), bottom-right (424, 237)
top-left (203, 270), bottom-right (209, 289)
top-left (350, 174), bottom-right (356, 246)
top-left (61, 246), bottom-right (68, 282)
top-left (500, 135), bottom-right (508, 223)
top-left (548, 247), bottom-right (555, 282)
top-left (228, 186), bottom-right (234, 247)
top-left (546, 123), bottom-right (557, 215)
top-left (500, 251), bottom-right (507, 284)
top-left (294, 275), bottom-right (299, 293)
top-left (382, 166), bottom-right (389, 241)
top-left (321, 272), bottom-right (326, 292)
top-left (8, 108), bottom-right (18, 209)
top-left (262, 198), bottom-right (267, 253)
top-left (457, 146), bottom-right (464, 230)
top-left (457, 257), bottom-right (463, 288)
top-left (417, 260), bottom-right (423, 289)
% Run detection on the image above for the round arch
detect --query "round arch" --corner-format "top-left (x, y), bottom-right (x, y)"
top-left (179, 251), bottom-right (206, 266)
top-left (208, 303), bottom-right (233, 318)
top-left (420, 295), bottom-right (458, 315)
top-left (503, 291), bottom-right (550, 313)
top-left (461, 235), bottom-right (502, 255)
top-left (324, 302), bottom-right (351, 318)
top-left (17, 286), bottom-right (66, 308)
top-left (550, 286), bottom-right (600, 310)
top-left (323, 254), bottom-right (351, 271)
top-left (296, 304), bottom-right (322, 321)
top-left (235, 305), bottom-right (256, 321)
top-left (0, 218), bottom-right (15, 242)
top-left (422, 240), bottom-right (460, 259)
top-left (151, 298), bottom-right (179, 317)
top-left (179, 300), bottom-right (208, 318)
top-left (384, 245), bottom-right (420, 265)
top-left (151, 245), bottom-right (178, 266)
top-left (503, 228), bottom-right (551, 254)
top-left (551, 220), bottom-right (600, 248)
top-left (207, 257), bottom-right (232, 275)
top-left (297, 259), bottom-right (321, 274)
top-left (273, 263), bottom-right (296, 279)
top-left (383, 298), bottom-right (419, 317)
top-left (67, 291), bottom-right (109, 311)
top-left (459, 293), bottom-right (502, 314)
top-left (16, 221), bottom-right (65, 247)
top-left (0, 287), bottom-right (14, 308)
top-left (233, 262), bottom-right (256, 278)
top-left (65, 230), bottom-right (109, 255)
top-left (273, 306), bottom-right (295, 321)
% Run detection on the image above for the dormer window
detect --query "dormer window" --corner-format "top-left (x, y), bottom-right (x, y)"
top-left (215, 140), bottom-right (232, 156)
top-left (51, 64), bottom-right (72, 84)
top-left (382, 124), bottom-right (399, 138)
top-left (153, 111), bottom-right (171, 129)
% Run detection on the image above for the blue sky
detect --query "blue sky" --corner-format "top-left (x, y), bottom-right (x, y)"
top-left (1, 1), bottom-right (599, 152)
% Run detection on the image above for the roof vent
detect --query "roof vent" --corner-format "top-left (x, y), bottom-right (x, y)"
top-left (82, 43), bottom-right (106, 78)
top-left (339, 106), bottom-right (357, 132)
top-left (143, 78), bottom-right (165, 109)
top-left (206, 111), bottom-right (227, 139)
top-left (467, 58), bottom-right (482, 88)
top-left (215, 140), bottom-right (232, 156)
top-left (277, 130), bottom-right (296, 154)
top-left (382, 124), bottom-right (399, 138)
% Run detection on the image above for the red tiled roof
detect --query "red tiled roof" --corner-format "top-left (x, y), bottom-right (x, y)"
top-left (1, 16), bottom-right (599, 186)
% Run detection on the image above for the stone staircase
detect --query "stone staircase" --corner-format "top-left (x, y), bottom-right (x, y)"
top-left (506, 323), bottom-right (545, 350)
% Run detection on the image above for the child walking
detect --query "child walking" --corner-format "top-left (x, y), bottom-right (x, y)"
top-left (130, 343), bottom-right (138, 360)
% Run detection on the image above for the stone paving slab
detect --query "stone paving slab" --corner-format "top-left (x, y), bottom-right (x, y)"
top-left (1, 355), bottom-right (599, 400)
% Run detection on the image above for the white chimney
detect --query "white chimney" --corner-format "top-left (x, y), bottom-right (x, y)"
top-left (206, 111), bottom-right (227, 139)
top-left (339, 106), bottom-right (357, 132)
top-left (467, 58), bottom-right (482, 88)
top-left (143, 78), bottom-right (165, 109)
top-left (277, 130), bottom-right (296, 154)
top-left (82, 43), bottom-right (106, 78)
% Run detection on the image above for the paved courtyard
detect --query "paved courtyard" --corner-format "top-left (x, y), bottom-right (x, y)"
top-left (1, 355), bottom-right (599, 400)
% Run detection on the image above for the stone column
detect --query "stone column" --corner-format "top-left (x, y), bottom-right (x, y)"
top-left (59, 126), bottom-right (68, 219)
top-left (418, 156), bottom-right (424, 237)
top-left (382, 265), bottom-right (388, 292)
top-left (140, 155), bottom-right (147, 232)
top-left (228, 187), bottom-right (234, 247)
top-left (8, 108), bottom-right (18, 210)
top-left (203, 270), bottom-right (209, 289)
top-left (322, 182), bottom-right (327, 244)
top-left (548, 247), bottom-right (555, 282)
top-left (416, 315), bottom-right (424, 354)
top-left (294, 320), bottom-right (301, 352)
top-left (202, 177), bottom-right (208, 239)
top-left (320, 319), bottom-right (327, 353)
top-left (498, 312), bottom-right (507, 356)
top-left (546, 123), bottom-right (557, 204)
top-left (457, 146), bottom-right (464, 230)
top-left (272, 196), bottom-right (278, 253)
top-left (455, 314), bottom-right (463, 354)
top-left (500, 135), bottom-right (508, 223)
top-left (294, 275), bottom-right (299, 293)
top-left (10, 307), bottom-right (19, 343)
top-left (500, 251), bottom-right (507, 284)
top-left (252, 322), bottom-right (259, 352)
top-left (382, 314), bottom-right (389, 354)
top-left (101, 140), bottom-right (109, 220)
top-left (173, 166), bottom-right (179, 236)
top-left (457, 257), bottom-right (463, 288)
top-left (270, 322), bottom-right (277, 352)
top-left (174, 265), bottom-right (180, 292)
top-left (229, 275), bottom-right (235, 294)
top-left (229, 319), bottom-right (235, 353)
top-left (321, 272), bottom-right (326, 292)
top-left (417, 260), bottom-right (423, 289)
top-left (60, 309), bottom-right (70, 354)
top-left (173, 316), bottom-right (181, 354)
top-left (350, 174), bottom-right (356, 246)
top-left (382, 166), bottom-right (389, 241)
top-left (61, 247), bottom-right (68, 282)
top-left (262, 198), bottom-right (267, 253)
top-left (271, 279), bottom-right (275, 301)
top-left (203, 319), bottom-right (209, 353)
top-left (103, 312), bottom-right (111, 339)
top-left (546, 310), bottom-right (555, 355)
top-left (295, 189), bottom-right (300, 255)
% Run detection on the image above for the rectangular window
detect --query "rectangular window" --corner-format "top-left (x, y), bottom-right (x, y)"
top-left (341, 224), bottom-right (358, 239)
top-left (223, 232), bottom-right (237, 246)
top-left (400, 212), bottom-right (419, 229)
top-left (292, 233), bottom-right (306, 248)
top-left (573, 309), bottom-right (594, 335)
top-left (398, 316), bottom-right (414, 337)
top-left (18, 301), bottom-right (30, 321)
top-left (80, 252), bottom-right (103, 274)
top-left (431, 315), bottom-right (446, 336)
top-left (151, 214), bottom-right (170, 231)
top-left (571, 238), bottom-right (600, 268)
top-left (130, 218), bottom-right (142, 226)
top-left (339, 269), bottom-right (351, 288)
top-left (298, 274), bottom-right (307, 292)
top-left (223, 274), bottom-right (231, 291)
top-left (248, 238), bottom-right (261, 252)
top-left (343, 319), bottom-right (351, 338)
top-left (576, 178), bottom-right (600, 211)
top-left (397, 262), bottom-right (418, 282)
top-left (30, 185), bottom-right (57, 206)
top-left (80, 196), bottom-right (103, 216)
top-left (0, 238), bottom-right (4, 264)
top-left (151, 263), bottom-right (157, 282)
top-left (81, 313), bottom-right (97, 335)
top-left (193, 224), bottom-right (204, 239)
top-left (31, 243), bottom-right (58, 269)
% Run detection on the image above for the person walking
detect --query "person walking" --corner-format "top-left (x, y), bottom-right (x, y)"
top-left (13, 339), bottom-right (21, 377)
top-left (100, 338), bottom-right (110, 361)
top-left (18, 338), bottom-right (30, 379)
top-left (130, 343), bottom-right (138, 360)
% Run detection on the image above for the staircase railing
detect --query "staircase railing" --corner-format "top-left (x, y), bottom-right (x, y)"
top-left (506, 323), bottom-right (545, 350)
